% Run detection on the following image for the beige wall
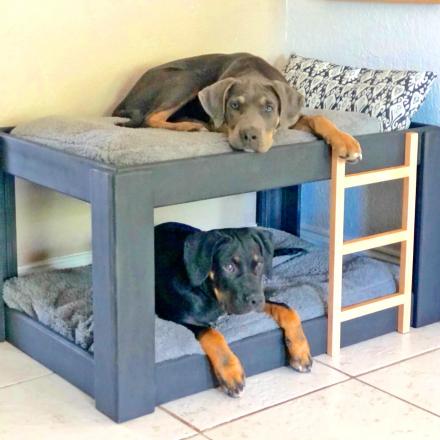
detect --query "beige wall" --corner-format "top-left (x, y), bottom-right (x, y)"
top-left (1, 0), bottom-right (286, 266)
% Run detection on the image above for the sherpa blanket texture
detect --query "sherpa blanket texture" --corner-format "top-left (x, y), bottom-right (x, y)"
top-left (11, 109), bottom-right (381, 166)
top-left (3, 229), bottom-right (397, 363)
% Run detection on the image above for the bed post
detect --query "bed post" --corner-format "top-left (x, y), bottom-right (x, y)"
top-left (413, 127), bottom-right (440, 326)
top-left (91, 169), bottom-right (155, 422)
top-left (256, 186), bottom-right (301, 235)
top-left (0, 171), bottom-right (17, 341)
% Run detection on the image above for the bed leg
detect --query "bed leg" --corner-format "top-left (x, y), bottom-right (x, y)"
top-left (91, 169), bottom-right (155, 422)
top-left (0, 172), bottom-right (17, 342)
top-left (412, 128), bottom-right (440, 326)
top-left (256, 186), bottom-right (301, 235)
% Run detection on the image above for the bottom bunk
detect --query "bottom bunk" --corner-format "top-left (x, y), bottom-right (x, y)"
top-left (4, 228), bottom-right (401, 405)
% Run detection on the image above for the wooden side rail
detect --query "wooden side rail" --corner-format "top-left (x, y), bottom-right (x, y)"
top-left (327, 132), bottom-right (418, 356)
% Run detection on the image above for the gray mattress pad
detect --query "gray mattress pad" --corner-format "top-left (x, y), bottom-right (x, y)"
top-left (11, 109), bottom-right (381, 167)
top-left (3, 229), bottom-right (398, 363)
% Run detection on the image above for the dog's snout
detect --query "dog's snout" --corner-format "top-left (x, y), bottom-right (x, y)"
top-left (240, 127), bottom-right (260, 147)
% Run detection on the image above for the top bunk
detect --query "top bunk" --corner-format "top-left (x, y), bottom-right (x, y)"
top-left (0, 110), bottom-right (437, 207)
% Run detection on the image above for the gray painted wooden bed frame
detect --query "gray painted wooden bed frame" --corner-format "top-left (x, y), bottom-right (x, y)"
top-left (1, 124), bottom-right (439, 422)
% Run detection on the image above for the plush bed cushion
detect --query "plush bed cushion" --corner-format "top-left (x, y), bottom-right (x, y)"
top-left (3, 229), bottom-right (398, 363)
top-left (10, 109), bottom-right (381, 167)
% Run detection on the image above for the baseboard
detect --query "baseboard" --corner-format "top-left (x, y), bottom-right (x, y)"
top-left (16, 222), bottom-right (259, 276)
top-left (15, 223), bottom-right (398, 276)
top-left (301, 224), bottom-right (400, 264)
top-left (18, 251), bottom-right (92, 276)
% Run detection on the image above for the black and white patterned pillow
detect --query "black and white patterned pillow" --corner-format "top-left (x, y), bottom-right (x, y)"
top-left (284, 54), bottom-right (437, 131)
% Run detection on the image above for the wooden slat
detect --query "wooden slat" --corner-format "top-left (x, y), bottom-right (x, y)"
top-left (343, 229), bottom-right (407, 255)
top-left (344, 165), bottom-right (410, 188)
top-left (398, 133), bottom-right (418, 333)
top-left (341, 293), bottom-right (405, 322)
top-left (327, 153), bottom-right (346, 357)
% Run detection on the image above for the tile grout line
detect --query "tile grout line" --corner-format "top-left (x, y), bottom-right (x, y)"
top-left (196, 377), bottom-right (352, 434)
top-left (314, 358), bottom-right (356, 378)
top-left (355, 346), bottom-right (440, 378)
top-left (0, 372), bottom-right (54, 390)
top-left (159, 405), bottom-right (204, 436)
top-left (199, 374), bottom-right (440, 436)
top-left (314, 346), bottom-right (440, 379)
top-left (354, 376), bottom-right (440, 419)
top-left (182, 433), bottom-right (212, 440)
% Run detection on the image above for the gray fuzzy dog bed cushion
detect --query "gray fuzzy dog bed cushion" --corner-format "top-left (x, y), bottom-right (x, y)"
top-left (3, 229), bottom-right (398, 363)
top-left (11, 109), bottom-right (381, 167)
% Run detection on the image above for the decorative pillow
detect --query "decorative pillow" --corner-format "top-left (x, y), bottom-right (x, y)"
top-left (284, 54), bottom-right (437, 131)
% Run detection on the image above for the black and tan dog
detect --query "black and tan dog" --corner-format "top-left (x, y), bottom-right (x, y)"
top-left (155, 222), bottom-right (312, 397)
top-left (113, 52), bottom-right (362, 161)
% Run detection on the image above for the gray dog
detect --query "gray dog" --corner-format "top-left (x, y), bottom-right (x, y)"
top-left (113, 53), bottom-right (361, 161)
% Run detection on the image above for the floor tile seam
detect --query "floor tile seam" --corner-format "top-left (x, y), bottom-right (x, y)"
top-left (0, 372), bottom-right (54, 390)
top-left (315, 346), bottom-right (440, 378)
top-left (159, 406), bottom-right (203, 435)
top-left (195, 377), bottom-right (352, 433)
top-left (355, 346), bottom-right (440, 378)
top-left (354, 376), bottom-right (440, 419)
top-left (314, 358), bottom-right (356, 378)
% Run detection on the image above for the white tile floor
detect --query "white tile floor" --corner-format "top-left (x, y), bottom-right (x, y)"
top-left (1, 322), bottom-right (439, 440)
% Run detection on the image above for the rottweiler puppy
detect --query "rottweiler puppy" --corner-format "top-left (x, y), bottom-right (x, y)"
top-left (155, 222), bottom-right (312, 397)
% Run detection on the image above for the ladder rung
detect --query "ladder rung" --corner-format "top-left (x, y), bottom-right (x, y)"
top-left (345, 165), bottom-right (410, 188)
top-left (343, 228), bottom-right (407, 255)
top-left (341, 292), bottom-right (405, 322)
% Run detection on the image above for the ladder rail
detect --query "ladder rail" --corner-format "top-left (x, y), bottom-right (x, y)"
top-left (327, 132), bottom-right (418, 356)
top-left (327, 151), bottom-right (346, 356)
top-left (398, 133), bottom-right (418, 333)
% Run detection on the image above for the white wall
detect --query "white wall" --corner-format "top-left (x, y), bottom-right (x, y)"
top-left (286, 0), bottom-right (440, 242)
top-left (286, 0), bottom-right (440, 125)
top-left (2, 0), bottom-right (286, 267)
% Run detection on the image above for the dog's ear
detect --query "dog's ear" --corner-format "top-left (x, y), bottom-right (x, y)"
top-left (271, 81), bottom-right (304, 129)
top-left (250, 229), bottom-right (274, 277)
top-left (184, 230), bottom-right (230, 286)
top-left (198, 78), bottom-right (237, 129)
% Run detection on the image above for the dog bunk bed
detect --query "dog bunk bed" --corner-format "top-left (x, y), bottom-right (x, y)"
top-left (1, 110), bottom-right (440, 423)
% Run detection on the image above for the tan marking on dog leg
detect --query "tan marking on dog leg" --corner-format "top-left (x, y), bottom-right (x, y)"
top-left (294, 115), bottom-right (362, 162)
top-left (264, 303), bottom-right (312, 372)
top-left (198, 328), bottom-right (245, 397)
top-left (146, 107), bottom-right (207, 132)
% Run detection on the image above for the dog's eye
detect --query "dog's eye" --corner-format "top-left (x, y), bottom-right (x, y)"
top-left (224, 263), bottom-right (236, 273)
top-left (264, 104), bottom-right (273, 113)
top-left (229, 101), bottom-right (240, 110)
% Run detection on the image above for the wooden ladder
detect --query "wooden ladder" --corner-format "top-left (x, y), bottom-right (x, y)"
top-left (327, 132), bottom-right (418, 356)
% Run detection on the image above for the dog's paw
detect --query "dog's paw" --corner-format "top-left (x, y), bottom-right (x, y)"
top-left (331, 132), bottom-right (363, 163)
top-left (286, 337), bottom-right (313, 373)
top-left (290, 352), bottom-right (313, 373)
top-left (215, 356), bottom-right (246, 398)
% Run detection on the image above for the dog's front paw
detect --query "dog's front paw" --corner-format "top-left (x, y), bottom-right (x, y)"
top-left (331, 132), bottom-right (362, 163)
top-left (215, 355), bottom-right (246, 398)
top-left (286, 337), bottom-right (313, 373)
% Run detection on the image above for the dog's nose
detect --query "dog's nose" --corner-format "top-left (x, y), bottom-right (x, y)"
top-left (240, 127), bottom-right (260, 147)
top-left (249, 296), bottom-right (265, 311)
